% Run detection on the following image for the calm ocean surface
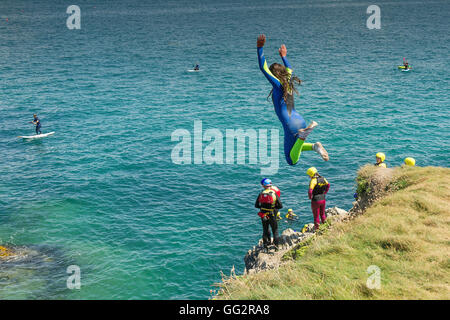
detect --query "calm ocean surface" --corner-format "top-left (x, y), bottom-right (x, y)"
top-left (0, 0), bottom-right (449, 299)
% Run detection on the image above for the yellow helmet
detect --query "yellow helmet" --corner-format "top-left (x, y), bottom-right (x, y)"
top-left (404, 157), bottom-right (416, 166)
top-left (288, 208), bottom-right (293, 212)
top-left (376, 152), bottom-right (386, 162)
top-left (306, 167), bottom-right (318, 177)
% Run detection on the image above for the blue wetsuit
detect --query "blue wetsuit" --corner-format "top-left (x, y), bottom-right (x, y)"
top-left (257, 47), bottom-right (313, 165)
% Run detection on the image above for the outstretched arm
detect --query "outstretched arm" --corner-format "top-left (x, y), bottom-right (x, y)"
top-left (257, 34), bottom-right (282, 89)
top-left (279, 44), bottom-right (293, 75)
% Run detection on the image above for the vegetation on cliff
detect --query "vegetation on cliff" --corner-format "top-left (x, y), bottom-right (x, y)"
top-left (215, 166), bottom-right (450, 300)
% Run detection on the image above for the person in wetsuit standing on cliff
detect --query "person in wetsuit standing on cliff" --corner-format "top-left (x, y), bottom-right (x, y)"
top-left (255, 178), bottom-right (283, 250)
top-left (306, 167), bottom-right (330, 231)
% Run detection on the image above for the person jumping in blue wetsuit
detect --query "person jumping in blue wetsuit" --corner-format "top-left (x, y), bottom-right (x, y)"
top-left (31, 114), bottom-right (42, 135)
top-left (257, 34), bottom-right (329, 165)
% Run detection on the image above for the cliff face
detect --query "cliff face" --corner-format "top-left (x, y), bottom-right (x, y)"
top-left (244, 207), bottom-right (349, 275)
top-left (215, 166), bottom-right (450, 300)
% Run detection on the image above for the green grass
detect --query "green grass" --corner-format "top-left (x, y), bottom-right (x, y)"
top-left (214, 166), bottom-right (450, 300)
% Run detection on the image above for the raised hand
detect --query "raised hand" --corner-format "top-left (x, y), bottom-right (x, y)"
top-left (279, 44), bottom-right (287, 57)
top-left (257, 34), bottom-right (266, 47)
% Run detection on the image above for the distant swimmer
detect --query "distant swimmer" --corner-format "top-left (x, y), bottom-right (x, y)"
top-left (255, 178), bottom-right (283, 250)
top-left (30, 114), bottom-right (42, 135)
top-left (404, 157), bottom-right (416, 166)
top-left (375, 152), bottom-right (387, 168)
top-left (306, 167), bottom-right (330, 231)
top-left (257, 34), bottom-right (329, 165)
top-left (285, 208), bottom-right (298, 221)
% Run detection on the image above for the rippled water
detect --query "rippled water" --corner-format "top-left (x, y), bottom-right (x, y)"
top-left (0, 0), bottom-right (449, 299)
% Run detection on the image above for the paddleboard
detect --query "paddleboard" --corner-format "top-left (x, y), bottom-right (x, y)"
top-left (19, 132), bottom-right (55, 139)
top-left (187, 69), bottom-right (201, 72)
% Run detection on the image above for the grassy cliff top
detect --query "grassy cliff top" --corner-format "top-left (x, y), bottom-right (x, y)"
top-left (215, 166), bottom-right (450, 300)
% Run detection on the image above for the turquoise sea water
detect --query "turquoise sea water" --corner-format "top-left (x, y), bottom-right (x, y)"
top-left (0, 0), bottom-right (449, 299)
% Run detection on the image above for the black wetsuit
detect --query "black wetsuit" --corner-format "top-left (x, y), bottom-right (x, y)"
top-left (255, 191), bottom-right (283, 247)
top-left (33, 117), bottom-right (41, 134)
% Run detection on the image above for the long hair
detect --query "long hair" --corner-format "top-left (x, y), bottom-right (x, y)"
top-left (267, 63), bottom-right (302, 115)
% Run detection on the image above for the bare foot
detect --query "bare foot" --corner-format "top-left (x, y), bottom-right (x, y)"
top-left (314, 142), bottom-right (329, 161)
top-left (307, 121), bottom-right (318, 130)
top-left (297, 121), bottom-right (318, 140)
